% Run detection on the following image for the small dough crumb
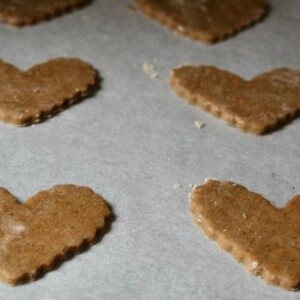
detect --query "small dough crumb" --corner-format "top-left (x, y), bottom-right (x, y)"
top-left (195, 121), bottom-right (205, 129)
top-left (174, 183), bottom-right (182, 189)
top-left (143, 62), bottom-right (159, 79)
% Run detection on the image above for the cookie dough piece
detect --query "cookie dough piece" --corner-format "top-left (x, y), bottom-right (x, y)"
top-left (0, 0), bottom-right (90, 26)
top-left (190, 179), bottom-right (300, 291)
top-left (0, 184), bottom-right (111, 285)
top-left (137, 0), bottom-right (267, 43)
top-left (170, 66), bottom-right (300, 134)
top-left (0, 58), bottom-right (98, 126)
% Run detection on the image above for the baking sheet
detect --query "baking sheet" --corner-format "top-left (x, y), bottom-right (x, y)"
top-left (0, 0), bottom-right (300, 299)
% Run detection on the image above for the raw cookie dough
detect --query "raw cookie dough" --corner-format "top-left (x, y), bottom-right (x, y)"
top-left (0, 184), bottom-right (111, 285)
top-left (0, 58), bottom-right (98, 126)
top-left (0, 0), bottom-right (90, 26)
top-left (137, 0), bottom-right (267, 43)
top-left (170, 66), bottom-right (300, 134)
top-left (190, 179), bottom-right (300, 291)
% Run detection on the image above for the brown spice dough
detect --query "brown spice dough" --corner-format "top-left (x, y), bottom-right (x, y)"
top-left (137, 0), bottom-right (267, 43)
top-left (0, 184), bottom-right (111, 285)
top-left (0, 0), bottom-right (90, 26)
top-left (170, 65), bottom-right (300, 134)
top-left (0, 58), bottom-right (98, 126)
top-left (190, 179), bottom-right (300, 291)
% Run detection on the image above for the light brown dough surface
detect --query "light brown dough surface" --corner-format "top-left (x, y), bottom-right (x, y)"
top-left (0, 184), bottom-right (111, 285)
top-left (170, 66), bottom-right (300, 134)
top-left (137, 0), bottom-right (267, 43)
top-left (190, 179), bottom-right (300, 291)
top-left (0, 0), bottom-right (90, 26)
top-left (0, 58), bottom-right (97, 126)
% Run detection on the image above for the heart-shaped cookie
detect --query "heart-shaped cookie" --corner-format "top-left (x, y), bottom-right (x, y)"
top-left (0, 184), bottom-right (111, 285)
top-left (170, 66), bottom-right (300, 134)
top-left (190, 179), bottom-right (300, 290)
top-left (0, 58), bottom-right (98, 126)
top-left (137, 0), bottom-right (267, 43)
top-left (0, 0), bottom-right (90, 26)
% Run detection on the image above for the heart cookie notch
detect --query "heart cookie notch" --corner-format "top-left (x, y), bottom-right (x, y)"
top-left (170, 66), bottom-right (300, 134)
top-left (190, 179), bottom-right (300, 290)
top-left (0, 58), bottom-right (98, 126)
top-left (137, 0), bottom-right (267, 43)
top-left (0, 0), bottom-right (91, 26)
top-left (0, 184), bottom-right (111, 285)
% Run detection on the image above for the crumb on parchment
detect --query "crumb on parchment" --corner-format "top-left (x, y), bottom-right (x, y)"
top-left (195, 121), bottom-right (205, 129)
top-left (143, 62), bottom-right (160, 79)
top-left (173, 183), bottom-right (182, 189)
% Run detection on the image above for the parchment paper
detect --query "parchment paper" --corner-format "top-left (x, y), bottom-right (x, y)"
top-left (0, 0), bottom-right (299, 299)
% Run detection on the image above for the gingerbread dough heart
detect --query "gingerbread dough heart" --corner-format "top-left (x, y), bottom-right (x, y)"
top-left (0, 58), bottom-right (98, 126)
top-left (190, 179), bottom-right (300, 291)
top-left (0, 184), bottom-right (111, 285)
top-left (170, 66), bottom-right (300, 134)
top-left (137, 0), bottom-right (267, 43)
top-left (0, 0), bottom-right (90, 26)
